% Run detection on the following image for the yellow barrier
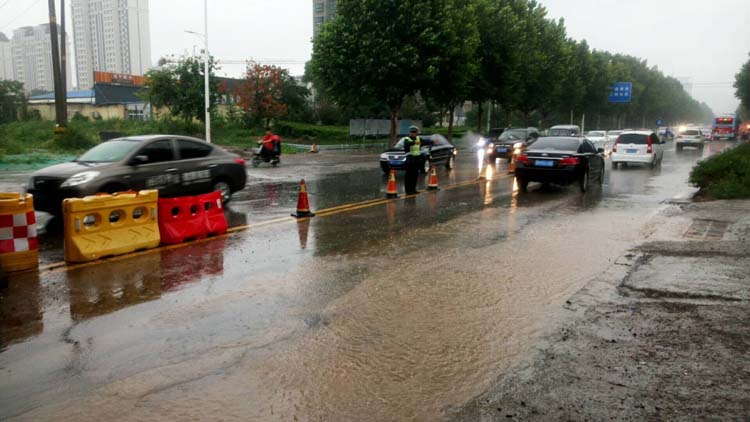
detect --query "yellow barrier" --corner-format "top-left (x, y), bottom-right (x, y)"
top-left (0, 193), bottom-right (39, 272)
top-left (63, 190), bottom-right (160, 263)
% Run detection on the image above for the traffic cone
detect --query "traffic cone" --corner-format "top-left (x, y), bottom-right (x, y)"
top-left (426, 166), bottom-right (439, 190)
top-left (508, 156), bottom-right (516, 173)
top-left (309, 144), bottom-right (319, 153)
top-left (385, 169), bottom-right (399, 198)
top-left (291, 179), bottom-right (315, 218)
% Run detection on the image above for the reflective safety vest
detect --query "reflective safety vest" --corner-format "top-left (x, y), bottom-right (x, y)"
top-left (401, 136), bottom-right (421, 156)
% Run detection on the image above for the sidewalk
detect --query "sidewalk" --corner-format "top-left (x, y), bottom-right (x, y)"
top-left (453, 200), bottom-right (750, 420)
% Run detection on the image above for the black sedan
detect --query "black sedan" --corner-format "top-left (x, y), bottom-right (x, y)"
top-left (486, 128), bottom-right (540, 162)
top-left (379, 134), bottom-right (457, 174)
top-left (514, 137), bottom-right (605, 193)
top-left (28, 135), bottom-right (247, 215)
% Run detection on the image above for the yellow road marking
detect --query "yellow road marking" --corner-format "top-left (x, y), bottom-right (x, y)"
top-left (35, 171), bottom-right (512, 274)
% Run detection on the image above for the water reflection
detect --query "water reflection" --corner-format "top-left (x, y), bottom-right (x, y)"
top-left (68, 253), bottom-right (162, 321)
top-left (0, 271), bottom-right (42, 348)
top-left (161, 237), bottom-right (227, 292)
top-left (297, 218), bottom-right (311, 250)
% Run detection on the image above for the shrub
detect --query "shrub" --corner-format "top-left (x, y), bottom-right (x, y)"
top-left (275, 121), bottom-right (350, 143)
top-left (689, 143), bottom-right (750, 199)
top-left (51, 126), bottom-right (97, 151)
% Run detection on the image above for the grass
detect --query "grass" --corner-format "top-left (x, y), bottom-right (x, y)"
top-left (689, 143), bottom-right (750, 199)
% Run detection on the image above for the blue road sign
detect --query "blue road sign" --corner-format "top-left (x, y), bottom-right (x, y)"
top-left (608, 82), bottom-right (632, 103)
top-left (656, 118), bottom-right (664, 126)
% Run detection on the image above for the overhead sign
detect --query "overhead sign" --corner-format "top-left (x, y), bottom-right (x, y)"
top-left (656, 118), bottom-right (664, 126)
top-left (608, 82), bottom-right (632, 103)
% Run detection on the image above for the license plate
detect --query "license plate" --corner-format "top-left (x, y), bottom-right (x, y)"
top-left (534, 160), bottom-right (554, 167)
top-left (389, 161), bottom-right (402, 166)
top-left (497, 147), bottom-right (508, 153)
top-left (626, 149), bottom-right (638, 154)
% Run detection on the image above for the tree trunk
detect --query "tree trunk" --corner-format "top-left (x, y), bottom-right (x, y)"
top-left (476, 101), bottom-right (483, 133)
top-left (389, 107), bottom-right (399, 146)
top-left (448, 107), bottom-right (455, 141)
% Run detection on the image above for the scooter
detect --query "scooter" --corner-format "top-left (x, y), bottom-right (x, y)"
top-left (250, 144), bottom-right (280, 168)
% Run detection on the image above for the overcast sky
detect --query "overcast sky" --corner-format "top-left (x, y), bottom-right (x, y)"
top-left (1, 0), bottom-right (748, 115)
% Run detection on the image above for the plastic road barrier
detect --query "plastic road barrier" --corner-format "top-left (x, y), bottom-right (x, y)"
top-left (158, 191), bottom-right (228, 245)
top-left (0, 193), bottom-right (39, 272)
top-left (63, 190), bottom-right (160, 263)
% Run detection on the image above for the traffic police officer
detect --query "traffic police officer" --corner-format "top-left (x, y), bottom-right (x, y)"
top-left (402, 126), bottom-right (421, 195)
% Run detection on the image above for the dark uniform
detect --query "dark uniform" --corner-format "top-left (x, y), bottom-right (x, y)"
top-left (402, 128), bottom-right (421, 195)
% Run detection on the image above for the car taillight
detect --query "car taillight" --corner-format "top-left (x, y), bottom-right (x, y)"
top-left (234, 158), bottom-right (246, 166)
top-left (612, 137), bottom-right (620, 152)
top-left (559, 157), bottom-right (580, 166)
top-left (647, 140), bottom-right (653, 154)
top-left (516, 155), bottom-right (530, 164)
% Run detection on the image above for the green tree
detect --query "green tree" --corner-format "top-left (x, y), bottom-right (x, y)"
top-left (0, 80), bottom-right (27, 123)
top-left (141, 55), bottom-right (221, 122)
top-left (735, 52), bottom-right (750, 110)
top-left (311, 0), bottom-right (475, 144)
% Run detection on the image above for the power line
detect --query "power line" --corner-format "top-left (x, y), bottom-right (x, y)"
top-left (0, 0), bottom-right (43, 31)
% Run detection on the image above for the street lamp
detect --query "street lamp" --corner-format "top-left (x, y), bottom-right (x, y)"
top-left (184, 0), bottom-right (211, 143)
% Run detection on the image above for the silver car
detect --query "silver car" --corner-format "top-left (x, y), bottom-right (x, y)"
top-left (675, 128), bottom-right (705, 152)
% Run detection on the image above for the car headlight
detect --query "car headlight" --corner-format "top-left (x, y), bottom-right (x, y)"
top-left (380, 153), bottom-right (389, 160)
top-left (488, 143), bottom-right (495, 149)
top-left (61, 171), bottom-right (100, 187)
top-left (476, 137), bottom-right (487, 147)
top-left (513, 142), bottom-right (523, 149)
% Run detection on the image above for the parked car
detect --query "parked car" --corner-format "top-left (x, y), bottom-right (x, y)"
top-left (584, 130), bottom-right (609, 152)
top-left (675, 128), bottom-right (705, 152)
top-left (610, 130), bottom-right (665, 169)
top-left (28, 135), bottom-right (248, 215)
top-left (379, 134), bottom-right (457, 174)
top-left (514, 136), bottom-right (605, 193)
top-left (700, 126), bottom-right (713, 141)
top-left (486, 127), bottom-right (540, 162)
top-left (548, 125), bottom-right (581, 136)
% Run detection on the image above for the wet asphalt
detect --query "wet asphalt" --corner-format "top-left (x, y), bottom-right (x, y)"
top-left (0, 138), bottom-right (736, 421)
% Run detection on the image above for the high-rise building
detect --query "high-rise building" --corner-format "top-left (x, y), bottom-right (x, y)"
top-left (0, 32), bottom-right (13, 81)
top-left (11, 24), bottom-right (72, 93)
top-left (71, 0), bottom-right (152, 90)
top-left (313, 0), bottom-right (337, 38)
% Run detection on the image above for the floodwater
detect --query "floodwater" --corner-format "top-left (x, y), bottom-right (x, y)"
top-left (0, 139), bottom-right (733, 421)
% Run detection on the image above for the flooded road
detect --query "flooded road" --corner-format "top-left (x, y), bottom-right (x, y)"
top-left (0, 140), bottom-right (734, 420)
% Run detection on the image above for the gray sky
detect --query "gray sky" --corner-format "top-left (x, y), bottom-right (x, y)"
top-left (1, 0), bottom-right (748, 114)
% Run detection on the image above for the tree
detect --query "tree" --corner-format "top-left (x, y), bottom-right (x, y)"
top-left (735, 52), bottom-right (750, 110)
top-left (141, 55), bottom-right (221, 122)
top-left (311, 0), bottom-right (474, 144)
top-left (238, 62), bottom-right (289, 129)
top-left (0, 80), bottom-right (27, 123)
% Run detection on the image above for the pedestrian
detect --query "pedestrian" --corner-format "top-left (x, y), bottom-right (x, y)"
top-left (402, 126), bottom-right (422, 195)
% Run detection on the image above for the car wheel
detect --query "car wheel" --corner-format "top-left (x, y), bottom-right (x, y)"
top-left (213, 180), bottom-right (232, 204)
top-left (516, 176), bottom-right (528, 193)
top-left (579, 170), bottom-right (589, 193)
top-left (446, 154), bottom-right (455, 170)
top-left (422, 158), bottom-right (431, 174)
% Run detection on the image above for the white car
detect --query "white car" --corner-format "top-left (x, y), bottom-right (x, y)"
top-left (606, 130), bottom-right (623, 145)
top-left (675, 128), bottom-right (705, 152)
top-left (585, 130), bottom-right (608, 153)
top-left (610, 130), bottom-right (665, 169)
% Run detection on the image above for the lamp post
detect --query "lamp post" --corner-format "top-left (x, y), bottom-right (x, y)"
top-left (185, 0), bottom-right (210, 143)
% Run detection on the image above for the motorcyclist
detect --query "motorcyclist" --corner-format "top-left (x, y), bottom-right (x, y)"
top-left (258, 130), bottom-right (281, 161)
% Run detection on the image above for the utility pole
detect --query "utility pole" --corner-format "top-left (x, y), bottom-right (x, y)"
top-left (47, 0), bottom-right (66, 128)
top-left (59, 0), bottom-right (67, 120)
top-left (203, 0), bottom-right (211, 143)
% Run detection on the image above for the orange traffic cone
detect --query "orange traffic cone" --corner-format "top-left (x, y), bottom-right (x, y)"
top-left (386, 169), bottom-right (399, 198)
top-left (291, 179), bottom-right (316, 218)
top-left (426, 166), bottom-right (439, 190)
top-left (309, 144), bottom-right (319, 153)
top-left (508, 156), bottom-right (516, 173)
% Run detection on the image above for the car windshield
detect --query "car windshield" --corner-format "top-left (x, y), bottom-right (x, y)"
top-left (499, 130), bottom-right (526, 141)
top-left (76, 139), bottom-right (140, 162)
top-left (393, 137), bottom-right (430, 149)
top-left (529, 137), bottom-right (580, 151)
top-left (549, 128), bottom-right (579, 136)
top-left (586, 131), bottom-right (605, 137)
top-left (607, 131), bottom-right (622, 136)
top-left (680, 130), bottom-right (701, 136)
top-left (618, 133), bottom-right (649, 144)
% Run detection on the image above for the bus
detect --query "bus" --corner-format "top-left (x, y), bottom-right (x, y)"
top-left (712, 114), bottom-right (740, 140)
